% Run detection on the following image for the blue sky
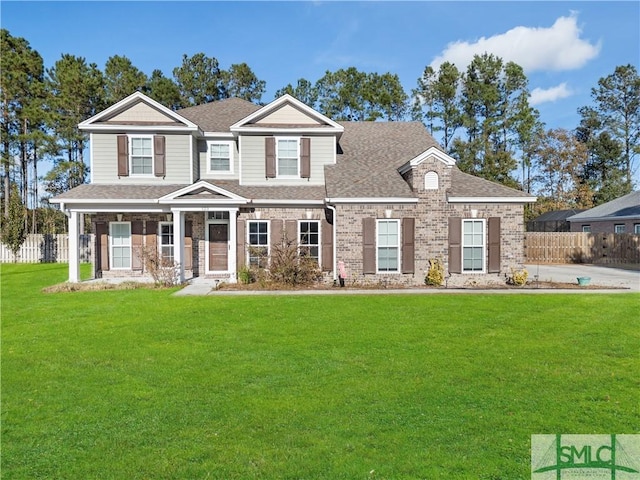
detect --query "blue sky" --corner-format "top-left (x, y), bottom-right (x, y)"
top-left (2, 1), bottom-right (639, 136)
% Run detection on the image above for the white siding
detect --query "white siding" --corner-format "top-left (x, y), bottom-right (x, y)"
top-left (255, 104), bottom-right (321, 125)
top-left (241, 135), bottom-right (334, 186)
top-left (108, 102), bottom-right (175, 123)
top-left (91, 133), bottom-right (191, 184)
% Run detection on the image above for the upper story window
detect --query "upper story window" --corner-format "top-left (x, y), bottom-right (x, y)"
top-left (207, 141), bottom-right (233, 174)
top-left (118, 134), bottom-right (165, 178)
top-left (277, 138), bottom-right (299, 177)
top-left (265, 137), bottom-right (310, 180)
top-left (130, 136), bottom-right (153, 175)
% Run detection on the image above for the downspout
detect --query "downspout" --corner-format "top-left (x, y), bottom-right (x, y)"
top-left (326, 204), bottom-right (337, 281)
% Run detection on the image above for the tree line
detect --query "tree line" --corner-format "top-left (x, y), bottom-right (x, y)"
top-left (1, 28), bottom-right (639, 242)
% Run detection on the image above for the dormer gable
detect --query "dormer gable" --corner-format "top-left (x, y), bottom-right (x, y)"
top-left (397, 146), bottom-right (456, 175)
top-left (230, 94), bottom-right (344, 136)
top-left (79, 91), bottom-right (199, 133)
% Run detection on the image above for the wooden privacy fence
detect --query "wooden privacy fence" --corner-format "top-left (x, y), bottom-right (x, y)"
top-left (524, 232), bottom-right (640, 264)
top-left (0, 234), bottom-right (93, 263)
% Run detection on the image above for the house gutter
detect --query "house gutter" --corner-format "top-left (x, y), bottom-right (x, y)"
top-left (326, 204), bottom-right (338, 281)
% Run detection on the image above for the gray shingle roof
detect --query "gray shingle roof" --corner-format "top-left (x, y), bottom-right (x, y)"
top-left (567, 191), bottom-right (640, 221)
top-left (177, 98), bottom-right (261, 132)
top-left (206, 180), bottom-right (326, 201)
top-left (449, 169), bottom-right (534, 199)
top-left (51, 184), bottom-right (188, 200)
top-left (326, 121), bottom-right (441, 198)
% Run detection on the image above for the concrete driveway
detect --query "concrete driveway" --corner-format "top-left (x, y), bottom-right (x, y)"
top-left (524, 264), bottom-right (640, 291)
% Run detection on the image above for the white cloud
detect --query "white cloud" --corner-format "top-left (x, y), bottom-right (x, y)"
top-left (529, 83), bottom-right (573, 105)
top-left (430, 13), bottom-right (601, 73)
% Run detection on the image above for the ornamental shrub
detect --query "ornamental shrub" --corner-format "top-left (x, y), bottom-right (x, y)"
top-left (425, 258), bottom-right (445, 286)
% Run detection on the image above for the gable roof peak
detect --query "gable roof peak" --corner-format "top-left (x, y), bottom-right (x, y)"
top-left (78, 91), bottom-right (198, 131)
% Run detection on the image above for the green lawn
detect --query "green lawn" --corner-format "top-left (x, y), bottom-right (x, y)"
top-left (2, 264), bottom-right (638, 479)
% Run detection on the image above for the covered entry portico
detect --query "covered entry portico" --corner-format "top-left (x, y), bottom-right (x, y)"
top-left (54, 181), bottom-right (249, 284)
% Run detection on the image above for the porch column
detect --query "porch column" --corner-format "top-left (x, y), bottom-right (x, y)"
top-left (172, 210), bottom-right (185, 283)
top-left (68, 210), bottom-right (80, 283)
top-left (229, 208), bottom-right (239, 282)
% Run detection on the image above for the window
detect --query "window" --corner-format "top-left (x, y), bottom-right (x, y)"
top-left (208, 211), bottom-right (230, 221)
top-left (110, 222), bottom-right (131, 269)
top-left (159, 223), bottom-right (174, 263)
top-left (635, 224), bottom-right (640, 234)
top-left (463, 219), bottom-right (485, 272)
top-left (582, 225), bottom-right (591, 233)
top-left (614, 224), bottom-right (626, 233)
top-left (208, 142), bottom-right (232, 173)
top-left (277, 138), bottom-right (299, 176)
top-left (299, 221), bottom-right (319, 262)
top-left (248, 221), bottom-right (268, 267)
top-left (377, 220), bottom-right (400, 272)
top-left (130, 136), bottom-right (153, 175)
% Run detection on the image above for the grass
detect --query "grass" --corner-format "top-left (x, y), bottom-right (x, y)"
top-left (1, 263), bottom-right (639, 479)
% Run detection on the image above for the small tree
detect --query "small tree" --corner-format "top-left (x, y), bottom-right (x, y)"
top-left (1, 184), bottom-right (27, 261)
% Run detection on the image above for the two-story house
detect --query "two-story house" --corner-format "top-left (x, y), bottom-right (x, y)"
top-left (51, 92), bottom-right (536, 286)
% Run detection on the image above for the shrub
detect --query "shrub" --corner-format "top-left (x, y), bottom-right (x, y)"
top-left (269, 238), bottom-right (322, 286)
top-left (425, 258), bottom-right (445, 286)
top-left (237, 265), bottom-right (254, 284)
top-left (141, 246), bottom-right (181, 287)
top-left (508, 267), bottom-right (529, 287)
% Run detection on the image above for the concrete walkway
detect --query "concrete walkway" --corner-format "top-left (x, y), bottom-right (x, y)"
top-left (173, 264), bottom-right (639, 296)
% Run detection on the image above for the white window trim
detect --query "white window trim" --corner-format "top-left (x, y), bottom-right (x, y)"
top-left (109, 221), bottom-right (131, 270)
top-left (462, 218), bottom-right (486, 274)
top-left (276, 137), bottom-right (300, 178)
top-left (614, 224), bottom-right (626, 233)
top-left (128, 134), bottom-right (155, 177)
top-left (582, 225), bottom-right (591, 233)
top-left (247, 220), bottom-right (270, 267)
top-left (298, 220), bottom-right (320, 265)
top-left (206, 140), bottom-right (234, 175)
top-left (158, 222), bottom-right (174, 263)
top-left (634, 224), bottom-right (640, 234)
top-left (376, 219), bottom-right (401, 274)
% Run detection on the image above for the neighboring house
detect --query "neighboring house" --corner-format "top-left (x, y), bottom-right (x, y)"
top-left (567, 191), bottom-right (640, 234)
top-left (527, 209), bottom-right (585, 232)
top-left (50, 92), bottom-right (536, 286)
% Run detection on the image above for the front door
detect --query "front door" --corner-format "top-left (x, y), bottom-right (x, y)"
top-left (209, 223), bottom-right (228, 271)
